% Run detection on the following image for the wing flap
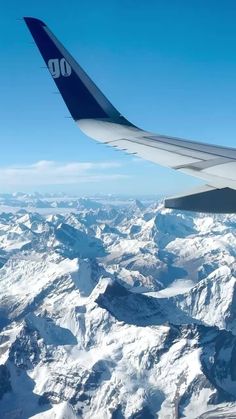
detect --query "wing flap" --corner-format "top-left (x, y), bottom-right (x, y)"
top-left (165, 185), bottom-right (236, 213)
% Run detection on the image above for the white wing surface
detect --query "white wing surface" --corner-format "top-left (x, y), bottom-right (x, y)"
top-left (24, 17), bottom-right (236, 212)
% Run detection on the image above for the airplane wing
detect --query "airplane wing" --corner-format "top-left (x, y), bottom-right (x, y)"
top-left (24, 17), bottom-right (236, 213)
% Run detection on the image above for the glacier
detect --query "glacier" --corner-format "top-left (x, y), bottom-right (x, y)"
top-left (0, 195), bottom-right (236, 418)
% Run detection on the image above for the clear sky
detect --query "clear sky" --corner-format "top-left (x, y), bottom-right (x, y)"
top-left (1, 0), bottom-right (236, 196)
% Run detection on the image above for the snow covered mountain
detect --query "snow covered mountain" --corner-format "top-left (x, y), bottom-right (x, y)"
top-left (1, 196), bottom-right (236, 418)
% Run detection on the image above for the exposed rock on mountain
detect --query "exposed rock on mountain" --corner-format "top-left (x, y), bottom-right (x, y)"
top-left (0, 196), bottom-right (236, 418)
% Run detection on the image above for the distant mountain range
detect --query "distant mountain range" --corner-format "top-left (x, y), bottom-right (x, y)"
top-left (0, 195), bottom-right (236, 418)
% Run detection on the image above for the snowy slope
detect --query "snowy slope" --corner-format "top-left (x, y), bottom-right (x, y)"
top-left (0, 196), bottom-right (236, 418)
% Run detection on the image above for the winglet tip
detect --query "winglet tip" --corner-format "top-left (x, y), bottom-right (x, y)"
top-left (23, 17), bottom-right (46, 27)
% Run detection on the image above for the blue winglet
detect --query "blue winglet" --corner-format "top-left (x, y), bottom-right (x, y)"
top-left (24, 17), bottom-right (122, 121)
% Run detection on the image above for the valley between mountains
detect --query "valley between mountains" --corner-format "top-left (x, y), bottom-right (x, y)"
top-left (0, 195), bottom-right (236, 418)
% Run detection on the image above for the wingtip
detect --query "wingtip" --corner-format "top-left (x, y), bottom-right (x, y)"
top-left (23, 17), bottom-right (46, 27)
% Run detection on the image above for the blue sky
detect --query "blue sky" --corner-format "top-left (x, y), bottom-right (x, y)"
top-left (2, 0), bottom-right (236, 195)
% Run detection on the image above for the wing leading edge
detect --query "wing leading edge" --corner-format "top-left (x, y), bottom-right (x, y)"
top-left (24, 17), bottom-right (236, 213)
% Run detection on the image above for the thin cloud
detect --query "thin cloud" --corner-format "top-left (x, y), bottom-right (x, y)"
top-left (0, 160), bottom-right (127, 186)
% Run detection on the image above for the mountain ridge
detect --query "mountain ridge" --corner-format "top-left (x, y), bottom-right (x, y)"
top-left (0, 196), bottom-right (236, 418)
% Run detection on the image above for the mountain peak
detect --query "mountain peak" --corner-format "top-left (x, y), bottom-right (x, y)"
top-left (0, 196), bottom-right (236, 417)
